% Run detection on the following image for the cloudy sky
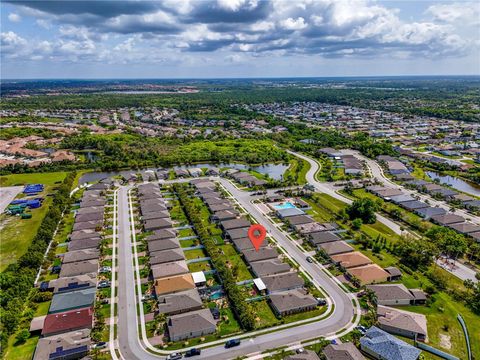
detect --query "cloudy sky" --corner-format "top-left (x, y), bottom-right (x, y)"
top-left (1, 0), bottom-right (479, 79)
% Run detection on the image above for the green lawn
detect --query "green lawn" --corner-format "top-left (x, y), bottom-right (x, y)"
top-left (220, 244), bottom-right (239, 257)
top-left (283, 306), bottom-right (328, 324)
top-left (217, 308), bottom-right (242, 336)
top-left (178, 228), bottom-right (195, 238)
top-left (283, 158), bottom-right (311, 185)
top-left (187, 261), bottom-right (213, 272)
top-left (184, 248), bottom-right (208, 260)
top-left (3, 335), bottom-right (39, 360)
top-left (225, 255), bottom-right (252, 281)
top-left (0, 171), bottom-right (67, 186)
top-left (403, 293), bottom-right (475, 359)
top-left (252, 300), bottom-right (279, 328)
top-left (0, 189), bottom-right (53, 271)
top-left (180, 238), bottom-right (198, 248)
top-left (0, 172), bottom-right (71, 271)
top-left (33, 301), bottom-right (51, 316)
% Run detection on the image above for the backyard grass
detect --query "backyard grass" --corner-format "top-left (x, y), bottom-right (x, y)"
top-left (179, 238), bottom-right (197, 248)
top-left (403, 293), bottom-right (476, 359)
top-left (217, 308), bottom-right (242, 336)
top-left (187, 261), bottom-right (213, 272)
top-left (3, 335), bottom-right (39, 360)
top-left (225, 254), bottom-right (252, 281)
top-left (33, 301), bottom-right (51, 316)
top-left (184, 248), bottom-right (208, 260)
top-left (178, 228), bottom-right (195, 238)
top-left (252, 300), bottom-right (279, 329)
top-left (350, 242), bottom-right (478, 358)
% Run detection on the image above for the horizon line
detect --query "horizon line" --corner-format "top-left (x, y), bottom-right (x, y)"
top-left (2, 74), bottom-right (480, 81)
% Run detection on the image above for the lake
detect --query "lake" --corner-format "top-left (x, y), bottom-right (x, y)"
top-left (426, 171), bottom-right (480, 197)
top-left (78, 163), bottom-right (289, 184)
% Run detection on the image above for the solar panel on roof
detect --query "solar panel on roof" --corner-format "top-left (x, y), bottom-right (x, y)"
top-left (49, 345), bottom-right (88, 359)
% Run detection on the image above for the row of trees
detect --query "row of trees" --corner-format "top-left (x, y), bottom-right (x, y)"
top-left (0, 172), bottom-right (76, 354)
top-left (174, 184), bottom-right (256, 330)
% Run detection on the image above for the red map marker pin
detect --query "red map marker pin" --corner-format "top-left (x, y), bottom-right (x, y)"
top-left (248, 224), bottom-right (267, 252)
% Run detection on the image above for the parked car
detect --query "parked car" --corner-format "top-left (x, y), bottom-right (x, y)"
top-left (306, 256), bottom-right (313, 263)
top-left (296, 348), bottom-right (305, 354)
top-left (92, 342), bottom-right (107, 349)
top-left (166, 352), bottom-right (183, 360)
top-left (99, 266), bottom-right (112, 273)
top-left (316, 298), bottom-right (327, 306)
top-left (142, 294), bottom-right (154, 302)
top-left (97, 280), bottom-right (111, 289)
top-left (355, 325), bottom-right (367, 334)
top-left (185, 348), bottom-right (201, 357)
top-left (225, 339), bottom-right (241, 348)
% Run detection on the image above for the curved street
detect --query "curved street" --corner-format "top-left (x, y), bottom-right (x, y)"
top-left (288, 150), bottom-right (406, 236)
top-left (112, 177), bottom-right (359, 360)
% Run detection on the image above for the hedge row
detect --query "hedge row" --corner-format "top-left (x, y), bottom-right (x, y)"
top-left (174, 183), bottom-right (255, 330)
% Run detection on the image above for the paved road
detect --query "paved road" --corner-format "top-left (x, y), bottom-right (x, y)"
top-left (288, 151), bottom-right (406, 236)
top-left (0, 186), bottom-right (23, 213)
top-left (114, 182), bottom-right (358, 360)
top-left (292, 150), bottom-right (480, 283)
top-left (347, 149), bottom-right (480, 227)
top-left (116, 185), bottom-right (160, 360)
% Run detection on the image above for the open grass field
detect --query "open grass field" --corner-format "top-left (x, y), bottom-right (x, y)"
top-left (0, 171), bottom-right (70, 270)
top-left (0, 171), bottom-right (67, 187)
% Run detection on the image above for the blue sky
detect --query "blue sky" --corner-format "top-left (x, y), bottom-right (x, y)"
top-left (1, 0), bottom-right (479, 79)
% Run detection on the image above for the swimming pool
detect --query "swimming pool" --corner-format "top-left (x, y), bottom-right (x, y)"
top-left (274, 202), bottom-right (297, 210)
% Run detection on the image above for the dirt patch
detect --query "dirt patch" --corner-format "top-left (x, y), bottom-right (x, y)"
top-left (439, 334), bottom-right (452, 350)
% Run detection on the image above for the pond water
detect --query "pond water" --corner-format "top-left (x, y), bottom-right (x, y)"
top-left (426, 171), bottom-right (480, 197)
top-left (79, 163), bottom-right (289, 184)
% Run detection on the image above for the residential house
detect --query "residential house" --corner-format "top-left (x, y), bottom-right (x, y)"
top-left (250, 259), bottom-right (291, 277)
top-left (144, 218), bottom-right (173, 231)
top-left (269, 290), bottom-right (318, 316)
top-left (42, 273), bottom-right (96, 294)
top-left (157, 289), bottom-right (203, 315)
top-left (151, 261), bottom-right (189, 280)
top-left (49, 287), bottom-right (96, 313)
top-left (33, 329), bottom-right (91, 360)
top-left (149, 248), bottom-right (185, 265)
top-left (366, 284), bottom-right (426, 306)
top-left (148, 238), bottom-right (180, 253)
top-left (167, 309), bottom-right (216, 341)
top-left (42, 307), bottom-right (93, 336)
top-left (323, 343), bottom-right (365, 360)
top-left (154, 274), bottom-right (195, 295)
top-left (347, 264), bottom-right (389, 285)
top-left (308, 231), bottom-right (341, 246)
top-left (377, 306), bottom-right (428, 341)
top-left (262, 272), bottom-right (304, 293)
top-left (319, 241), bottom-right (354, 256)
top-left (331, 251), bottom-right (372, 269)
top-left (59, 260), bottom-right (98, 278)
top-left (360, 326), bottom-right (421, 360)
top-left (61, 249), bottom-right (99, 264)
top-left (242, 247), bottom-right (279, 263)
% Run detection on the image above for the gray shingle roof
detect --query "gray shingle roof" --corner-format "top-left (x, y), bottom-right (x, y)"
top-left (157, 289), bottom-right (203, 315)
top-left (167, 309), bottom-right (216, 340)
top-left (49, 287), bottom-right (96, 313)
